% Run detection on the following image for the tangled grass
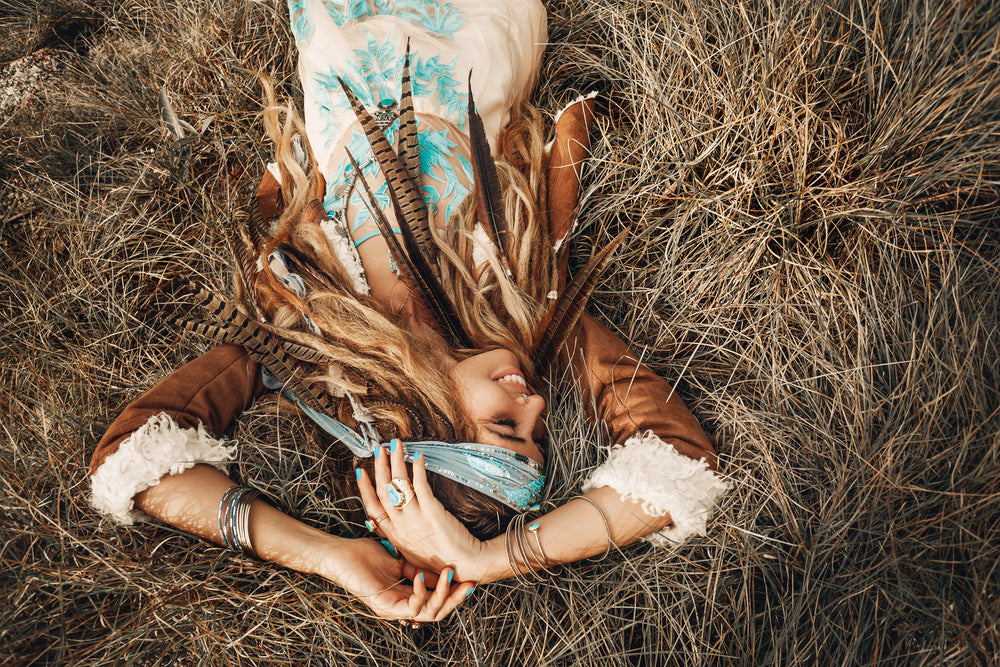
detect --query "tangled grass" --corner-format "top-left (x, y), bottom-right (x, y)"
top-left (2, 0), bottom-right (998, 664)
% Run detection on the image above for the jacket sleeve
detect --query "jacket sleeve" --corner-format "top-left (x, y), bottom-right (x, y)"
top-left (89, 344), bottom-right (265, 525)
top-left (560, 315), bottom-right (729, 546)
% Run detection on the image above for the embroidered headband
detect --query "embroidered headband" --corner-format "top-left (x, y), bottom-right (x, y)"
top-left (262, 369), bottom-right (544, 510)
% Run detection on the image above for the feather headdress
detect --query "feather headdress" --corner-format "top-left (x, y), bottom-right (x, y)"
top-left (336, 47), bottom-right (623, 367)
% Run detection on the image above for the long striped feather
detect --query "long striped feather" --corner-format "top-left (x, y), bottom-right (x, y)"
top-left (336, 77), bottom-right (437, 267)
top-left (467, 75), bottom-right (510, 273)
top-left (533, 229), bottom-right (628, 366)
top-left (184, 285), bottom-right (337, 413)
top-left (280, 339), bottom-right (335, 365)
top-left (396, 40), bottom-right (423, 192)
top-left (345, 149), bottom-right (471, 348)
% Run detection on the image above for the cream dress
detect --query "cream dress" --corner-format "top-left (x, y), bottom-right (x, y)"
top-left (286, 0), bottom-right (547, 297)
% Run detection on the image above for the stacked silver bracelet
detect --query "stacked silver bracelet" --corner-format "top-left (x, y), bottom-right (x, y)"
top-left (504, 508), bottom-right (553, 584)
top-left (218, 485), bottom-right (262, 559)
top-left (504, 496), bottom-right (615, 584)
top-left (572, 495), bottom-right (613, 561)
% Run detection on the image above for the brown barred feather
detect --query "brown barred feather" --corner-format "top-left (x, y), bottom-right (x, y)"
top-left (280, 339), bottom-right (334, 365)
top-left (467, 75), bottom-right (510, 273)
top-left (183, 285), bottom-right (337, 413)
top-left (396, 41), bottom-right (423, 193)
top-left (336, 77), bottom-right (437, 267)
top-left (533, 228), bottom-right (628, 367)
top-left (345, 149), bottom-right (471, 348)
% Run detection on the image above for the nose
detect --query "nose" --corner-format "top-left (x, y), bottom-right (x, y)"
top-left (523, 393), bottom-right (545, 421)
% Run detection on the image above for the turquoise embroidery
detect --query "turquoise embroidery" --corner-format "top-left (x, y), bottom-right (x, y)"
top-left (321, 0), bottom-right (387, 23)
top-left (411, 54), bottom-right (466, 126)
top-left (287, 0), bottom-right (315, 41)
top-left (466, 454), bottom-right (511, 480)
top-left (418, 128), bottom-right (471, 220)
top-left (388, 0), bottom-right (466, 37)
top-left (305, 3), bottom-right (476, 230)
top-left (312, 29), bottom-right (468, 130)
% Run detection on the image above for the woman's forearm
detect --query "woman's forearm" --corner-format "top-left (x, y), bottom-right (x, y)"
top-left (134, 463), bottom-right (344, 577)
top-left (474, 486), bottom-right (671, 584)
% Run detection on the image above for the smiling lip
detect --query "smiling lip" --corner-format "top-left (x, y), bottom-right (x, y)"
top-left (492, 367), bottom-right (528, 391)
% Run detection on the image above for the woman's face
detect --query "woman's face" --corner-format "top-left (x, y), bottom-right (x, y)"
top-left (449, 348), bottom-right (545, 464)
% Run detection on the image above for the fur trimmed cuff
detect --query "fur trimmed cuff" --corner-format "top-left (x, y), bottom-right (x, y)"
top-left (582, 430), bottom-right (729, 546)
top-left (552, 90), bottom-right (599, 125)
top-left (90, 413), bottom-right (236, 525)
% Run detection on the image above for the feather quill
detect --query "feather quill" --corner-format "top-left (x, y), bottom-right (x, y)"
top-left (533, 228), bottom-right (628, 366)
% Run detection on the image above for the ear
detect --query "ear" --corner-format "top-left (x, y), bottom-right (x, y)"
top-left (546, 91), bottom-right (599, 263)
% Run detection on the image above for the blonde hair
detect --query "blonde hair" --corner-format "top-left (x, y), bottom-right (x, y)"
top-left (243, 79), bottom-right (554, 538)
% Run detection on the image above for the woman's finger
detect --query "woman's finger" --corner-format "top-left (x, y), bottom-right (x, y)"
top-left (372, 443), bottom-right (394, 510)
top-left (356, 468), bottom-right (390, 533)
top-left (431, 583), bottom-right (475, 623)
top-left (409, 448), bottom-right (444, 511)
top-left (422, 567), bottom-right (454, 618)
top-left (400, 559), bottom-right (439, 587)
top-left (388, 438), bottom-right (410, 485)
top-left (406, 571), bottom-right (429, 619)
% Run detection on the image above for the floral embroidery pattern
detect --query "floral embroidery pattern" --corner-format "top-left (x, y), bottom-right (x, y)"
top-left (387, 0), bottom-right (466, 37)
top-left (297, 0), bottom-right (476, 229)
top-left (320, 0), bottom-right (389, 24)
top-left (325, 123), bottom-right (472, 228)
top-left (287, 0), bottom-right (315, 41)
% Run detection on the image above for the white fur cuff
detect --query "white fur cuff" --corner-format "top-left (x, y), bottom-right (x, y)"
top-left (582, 431), bottom-right (729, 546)
top-left (90, 413), bottom-right (235, 525)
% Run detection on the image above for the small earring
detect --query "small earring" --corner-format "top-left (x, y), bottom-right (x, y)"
top-left (521, 393), bottom-right (529, 403)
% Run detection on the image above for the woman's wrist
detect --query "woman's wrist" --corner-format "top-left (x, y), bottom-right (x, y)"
top-left (248, 500), bottom-right (350, 579)
top-left (470, 535), bottom-right (516, 584)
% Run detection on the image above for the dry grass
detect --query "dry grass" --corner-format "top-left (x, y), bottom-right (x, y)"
top-left (2, 0), bottom-right (999, 664)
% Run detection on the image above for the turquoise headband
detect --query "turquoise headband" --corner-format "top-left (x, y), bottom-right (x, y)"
top-left (261, 369), bottom-right (544, 510)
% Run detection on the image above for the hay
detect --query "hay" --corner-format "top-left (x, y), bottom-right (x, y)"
top-left (2, 0), bottom-right (998, 663)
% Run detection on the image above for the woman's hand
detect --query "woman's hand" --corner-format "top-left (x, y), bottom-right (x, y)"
top-left (317, 535), bottom-right (473, 623)
top-left (356, 439), bottom-right (489, 583)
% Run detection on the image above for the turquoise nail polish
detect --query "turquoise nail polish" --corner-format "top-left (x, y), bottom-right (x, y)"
top-left (419, 572), bottom-right (425, 583)
top-left (530, 504), bottom-right (540, 511)
top-left (465, 586), bottom-right (475, 598)
top-left (447, 570), bottom-right (454, 584)
top-left (379, 539), bottom-right (398, 558)
top-left (355, 468), bottom-right (362, 481)
top-left (390, 439), bottom-right (398, 453)
top-left (365, 520), bottom-right (374, 532)
top-left (528, 522), bottom-right (540, 531)
top-left (374, 445), bottom-right (381, 459)
top-left (414, 450), bottom-right (421, 461)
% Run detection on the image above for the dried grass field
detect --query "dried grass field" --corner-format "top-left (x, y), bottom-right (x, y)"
top-left (2, 0), bottom-right (999, 664)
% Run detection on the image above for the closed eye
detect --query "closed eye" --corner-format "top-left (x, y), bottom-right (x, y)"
top-left (487, 418), bottom-right (527, 444)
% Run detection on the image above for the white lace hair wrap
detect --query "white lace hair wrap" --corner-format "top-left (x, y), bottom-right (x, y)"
top-left (582, 430), bottom-right (730, 546)
top-left (90, 413), bottom-right (235, 525)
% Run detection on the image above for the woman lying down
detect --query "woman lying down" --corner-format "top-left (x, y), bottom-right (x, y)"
top-left (90, 0), bottom-right (729, 626)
